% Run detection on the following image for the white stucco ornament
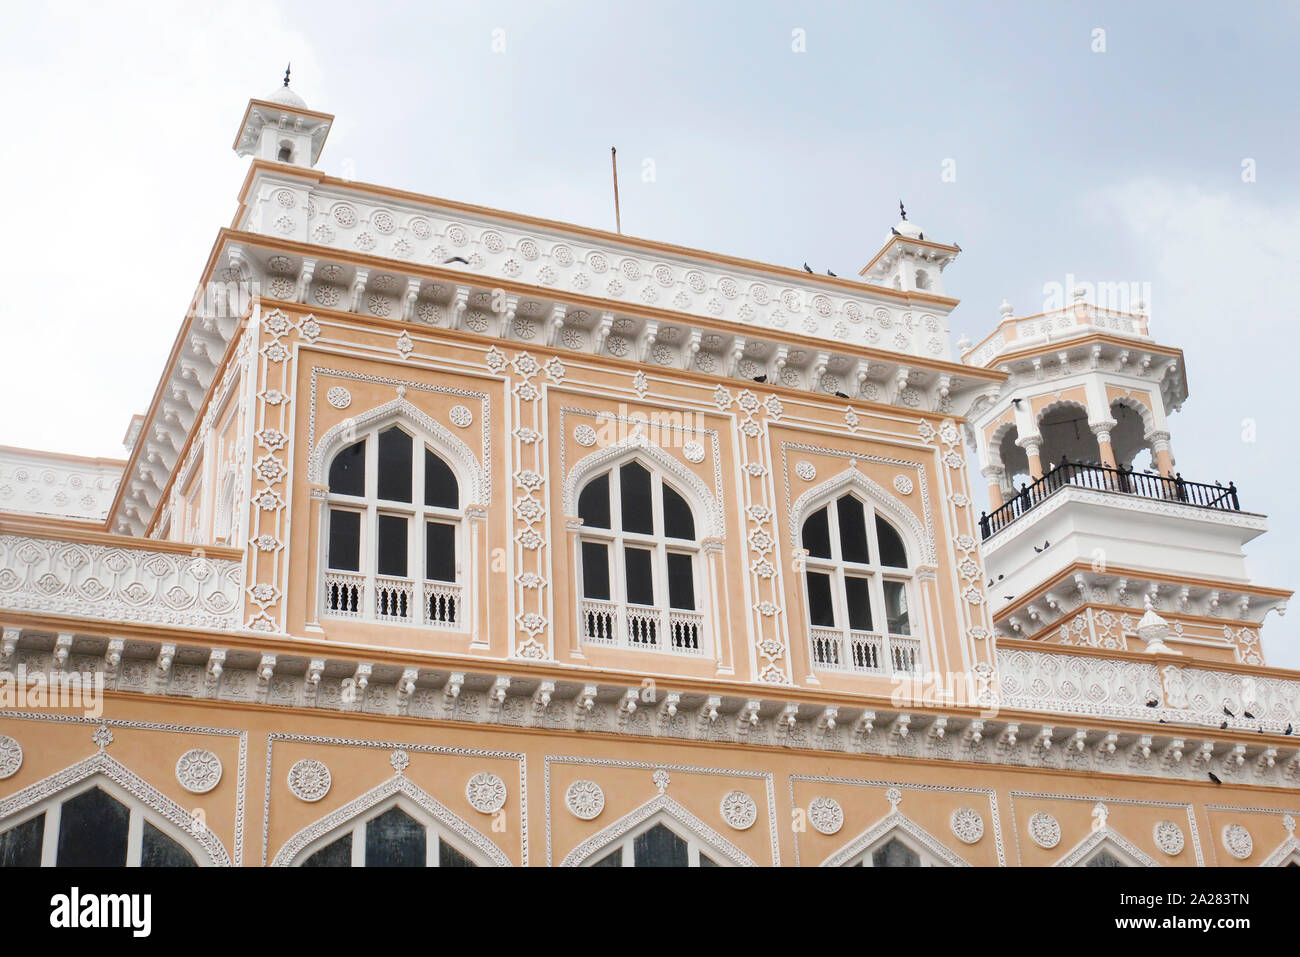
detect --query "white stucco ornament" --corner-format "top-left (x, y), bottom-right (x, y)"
top-left (950, 807), bottom-right (984, 844)
top-left (465, 772), bottom-right (507, 814)
top-left (1222, 823), bottom-right (1253, 860)
top-left (448, 405), bottom-right (473, 428)
top-left (565, 780), bottom-right (605, 820)
top-left (1028, 812), bottom-right (1061, 849)
top-left (326, 386), bottom-right (351, 409)
top-left (0, 735), bottom-right (22, 779)
top-left (288, 759), bottom-right (332, 802)
top-left (1154, 820), bottom-right (1184, 856)
top-left (175, 748), bottom-right (223, 794)
top-left (795, 461), bottom-right (817, 482)
top-left (720, 790), bottom-right (758, 830)
top-left (808, 796), bottom-right (843, 835)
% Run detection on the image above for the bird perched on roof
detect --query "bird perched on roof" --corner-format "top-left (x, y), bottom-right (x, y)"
top-left (803, 262), bottom-right (813, 273)
top-left (442, 256), bottom-right (470, 265)
top-left (1208, 771), bottom-right (1222, 785)
top-left (752, 375), bottom-right (767, 384)
top-left (827, 269), bottom-right (837, 277)
top-left (1223, 706), bottom-right (1235, 718)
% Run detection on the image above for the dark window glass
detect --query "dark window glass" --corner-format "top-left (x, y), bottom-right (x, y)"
top-left (424, 450), bottom-right (458, 509)
top-left (837, 496), bottom-right (871, 564)
top-left (1086, 850), bottom-right (1126, 868)
top-left (662, 483), bottom-right (695, 540)
top-left (581, 542), bottom-right (611, 600)
top-left (844, 576), bottom-right (875, 631)
top-left (619, 462), bottom-right (654, 535)
top-left (377, 427), bottom-right (413, 502)
top-left (883, 580), bottom-right (910, 635)
top-left (802, 507), bottom-right (832, 559)
top-left (365, 807), bottom-right (425, 867)
top-left (0, 814), bottom-right (43, 867)
top-left (141, 820), bottom-right (196, 867)
top-left (592, 849), bottom-right (623, 867)
top-left (667, 552), bottom-right (695, 610)
top-left (876, 515), bottom-right (908, 567)
top-left (328, 440), bottom-right (366, 497)
top-left (633, 823), bottom-right (688, 867)
top-left (303, 834), bottom-right (351, 867)
top-left (806, 572), bottom-right (836, 627)
top-left (624, 547), bottom-right (655, 605)
top-left (699, 854), bottom-right (718, 867)
top-left (425, 522), bottom-right (456, 582)
top-left (377, 515), bottom-right (408, 577)
top-left (56, 788), bottom-right (129, 867)
top-left (438, 841), bottom-right (476, 868)
top-left (872, 838), bottom-right (920, 867)
top-left (578, 474), bottom-right (610, 529)
top-left (328, 510), bottom-right (361, 571)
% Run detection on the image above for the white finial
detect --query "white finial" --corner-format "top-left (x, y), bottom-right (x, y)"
top-left (1072, 285), bottom-right (1087, 301)
top-left (998, 299), bottom-right (1014, 318)
top-left (1136, 595), bottom-right (1179, 655)
top-left (957, 334), bottom-right (972, 351)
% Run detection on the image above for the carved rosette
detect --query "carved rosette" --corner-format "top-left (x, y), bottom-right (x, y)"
top-left (465, 772), bottom-right (507, 814)
top-left (175, 748), bottom-right (223, 794)
top-left (1221, 823), bottom-right (1253, 860)
top-left (808, 796), bottom-right (843, 835)
top-left (719, 790), bottom-right (758, 831)
top-left (1028, 812), bottom-right (1061, 849)
top-left (949, 807), bottom-right (984, 844)
top-left (288, 758), bottom-right (332, 802)
top-left (0, 735), bottom-right (22, 779)
top-left (565, 780), bottom-right (605, 820)
top-left (1154, 820), bottom-right (1184, 856)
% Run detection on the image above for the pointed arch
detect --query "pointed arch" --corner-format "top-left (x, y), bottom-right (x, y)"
top-left (0, 750), bottom-right (232, 866)
top-left (1053, 826), bottom-right (1158, 867)
top-left (271, 773), bottom-right (510, 866)
top-left (1108, 394), bottom-right (1156, 435)
top-left (563, 431), bottom-right (722, 538)
top-left (788, 467), bottom-right (934, 564)
top-left (820, 810), bottom-right (969, 867)
top-left (309, 397), bottom-right (487, 505)
top-left (560, 793), bottom-right (755, 867)
top-left (1034, 396), bottom-right (1090, 430)
top-left (987, 420), bottom-right (1021, 472)
top-left (1260, 834), bottom-right (1300, 867)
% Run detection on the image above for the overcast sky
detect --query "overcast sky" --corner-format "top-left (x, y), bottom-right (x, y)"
top-left (1, 1), bottom-right (1295, 665)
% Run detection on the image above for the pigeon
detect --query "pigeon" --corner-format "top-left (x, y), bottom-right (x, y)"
top-left (953, 242), bottom-right (962, 251)
top-left (442, 256), bottom-right (470, 265)
top-left (1003, 595), bottom-right (1015, 601)
top-left (1219, 721), bottom-right (1229, 730)
top-left (1223, 706), bottom-right (1235, 718)
top-left (1286, 723), bottom-right (1293, 735)
top-left (834, 391), bottom-right (849, 399)
top-left (997, 574), bottom-right (1004, 581)
top-left (1243, 710), bottom-right (1255, 719)
top-left (1033, 544), bottom-right (1044, 553)
top-left (827, 269), bottom-right (838, 277)
top-left (1145, 699), bottom-right (1158, 708)
top-left (752, 375), bottom-right (767, 384)
top-left (1208, 771), bottom-right (1222, 785)
top-left (1158, 718), bottom-right (1167, 724)
top-left (803, 262), bottom-right (813, 273)
top-left (890, 227), bottom-right (901, 236)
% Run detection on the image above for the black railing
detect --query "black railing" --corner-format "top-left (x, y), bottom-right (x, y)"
top-left (979, 459), bottom-right (1240, 540)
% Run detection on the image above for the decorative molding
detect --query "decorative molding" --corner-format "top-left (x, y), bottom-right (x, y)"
top-left (821, 810), bottom-right (969, 867)
top-left (465, 772), bottom-right (507, 814)
top-left (565, 780), bottom-right (604, 820)
top-left (175, 748), bottom-right (223, 794)
top-left (559, 792), bottom-right (755, 867)
top-left (287, 759), bottom-right (331, 802)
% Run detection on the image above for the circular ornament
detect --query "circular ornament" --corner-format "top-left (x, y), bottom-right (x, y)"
top-left (950, 807), bottom-right (984, 844)
top-left (1222, 823), bottom-right (1253, 860)
top-left (0, 735), bottom-right (22, 779)
top-left (465, 772), bottom-right (507, 814)
top-left (326, 386), bottom-right (351, 409)
top-left (574, 425), bottom-right (597, 447)
top-left (795, 460), bottom-right (817, 481)
top-left (683, 441), bottom-right (705, 463)
top-left (720, 791), bottom-right (758, 830)
top-left (175, 749), bottom-right (222, 794)
top-left (893, 474), bottom-right (914, 495)
top-left (808, 797), bottom-right (843, 835)
top-left (449, 405), bottom-right (473, 428)
top-left (1154, 820), bottom-right (1185, 856)
top-left (1028, 812), bottom-right (1061, 849)
top-left (565, 780), bottom-right (605, 820)
top-left (288, 759), bottom-right (331, 802)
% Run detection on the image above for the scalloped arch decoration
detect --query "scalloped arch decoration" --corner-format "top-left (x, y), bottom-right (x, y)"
top-left (1108, 393), bottom-right (1157, 435)
top-left (820, 810), bottom-right (969, 867)
top-left (271, 772), bottom-right (510, 866)
top-left (309, 396), bottom-right (487, 505)
top-left (787, 467), bottom-right (935, 565)
top-left (560, 793), bottom-right (755, 866)
top-left (0, 750), bottom-right (233, 866)
top-left (562, 432), bottom-right (723, 538)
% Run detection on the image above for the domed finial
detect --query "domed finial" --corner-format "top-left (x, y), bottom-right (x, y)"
top-left (283, 62), bottom-right (291, 87)
top-left (998, 299), bottom-right (1014, 318)
top-left (899, 199), bottom-right (907, 221)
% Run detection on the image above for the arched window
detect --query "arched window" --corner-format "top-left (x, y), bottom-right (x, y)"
top-left (801, 493), bottom-right (919, 675)
top-left (276, 140), bottom-right (294, 163)
top-left (0, 782), bottom-right (199, 867)
top-left (576, 460), bottom-right (703, 654)
top-left (843, 834), bottom-right (938, 867)
top-left (587, 821), bottom-right (723, 867)
top-left (295, 798), bottom-right (482, 867)
top-left (323, 424), bottom-right (463, 628)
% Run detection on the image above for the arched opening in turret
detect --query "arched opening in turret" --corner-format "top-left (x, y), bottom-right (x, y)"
top-left (1037, 402), bottom-right (1100, 466)
top-left (1109, 400), bottom-right (1154, 471)
top-left (915, 269), bottom-right (932, 291)
top-left (277, 140), bottom-right (294, 163)
top-left (996, 426), bottom-right (1030, 488)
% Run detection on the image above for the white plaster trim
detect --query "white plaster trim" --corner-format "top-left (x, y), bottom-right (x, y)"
top-left (559, 793), bottom-right (754, 867)
top-left (820, 809), bottom-right (969, 867)
top-left (788, 466), bottom-right (936, 564)
top-left (1052, 825), bottom-right (1158, 867)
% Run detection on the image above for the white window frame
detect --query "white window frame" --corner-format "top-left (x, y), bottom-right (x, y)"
top-left (293, 795), bottom-right (484, 867)
top-left (323, 424), bottom-right (464, 628)
top-left (802, 492), bottom-right (920, 675)
top-left (576, 460), bottom-right (706, 655)
top-left (843, 831), bottom-right (940, 867)
top-left (0, 776), bottom-right (206, 867)
top-left (584, 815), bottom-right (724, 867)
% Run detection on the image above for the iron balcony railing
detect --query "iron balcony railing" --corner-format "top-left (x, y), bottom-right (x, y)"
top-left (979, 459), bottom-right (1241, 540)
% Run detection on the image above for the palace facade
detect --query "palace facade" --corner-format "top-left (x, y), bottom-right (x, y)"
top-left (0, 81), bottom-right (1296, 868)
